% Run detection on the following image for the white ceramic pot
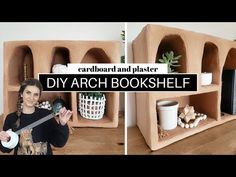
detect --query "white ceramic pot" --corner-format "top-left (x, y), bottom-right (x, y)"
top-left (201, 72), bottom-right (212, 86)
top-left (157, 100), bottom-right (179, 130)
top-left (52, 64), bottom-right (68, 74)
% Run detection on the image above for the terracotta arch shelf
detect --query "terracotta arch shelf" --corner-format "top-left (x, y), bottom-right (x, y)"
top-left (132, 24), bottom-right (236, 150)
top-left (4, 41), bottom-right (120, 128)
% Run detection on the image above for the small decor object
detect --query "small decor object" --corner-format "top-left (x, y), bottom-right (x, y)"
top-left (36, 101), bottom-right (52, 110)
top-left (156, 51), bottom-right (181, 73)
top-left (79, 92), bottom-right (106, 120)
top-left (178, 105), bottom-right (196, 123)
top-left (201, 72), bottom-right (212, 86)
top-left (157, 100), bottom-right (179, 130)
top-left (52, 64), bottom-right (68, 73)
top-left (24, 64), bottom-right (28, 81)
top-left (178, 105), bottom-right (207, 129)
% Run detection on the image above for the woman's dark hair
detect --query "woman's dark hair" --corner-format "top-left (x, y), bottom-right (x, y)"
top-left (15, 78), bottom-right (43, 127)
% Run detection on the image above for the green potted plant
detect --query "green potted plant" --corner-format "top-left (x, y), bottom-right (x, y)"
top-left (156, 51), bottom-right (181, 73)
top-left (79, 92), bottom-right (106, 120)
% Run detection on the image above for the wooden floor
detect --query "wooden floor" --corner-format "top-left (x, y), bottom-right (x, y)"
top-left (0, 113), bottom-right (124, 155)
top-left (128, 119), bottom-right (236, 155)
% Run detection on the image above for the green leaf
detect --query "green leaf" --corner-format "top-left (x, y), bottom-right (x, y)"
top-left (172, 64), bottom-right (181, 67)
top-left (156, 51), bottom-right (182, 73)
top-left (121, 56), bottom-right (125, 63)
top-left (174, 55), bottom-right (182, 60)
top-left (158, 59), bottom-right (165, 63)
top-left (162, 53), bottom-right (166, 59)
top-left (165, 52), bottom-right (171, 59)
top-left (162, 55), bottom-right (168, 62)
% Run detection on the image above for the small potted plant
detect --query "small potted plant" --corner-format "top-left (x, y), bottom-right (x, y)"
top-left (156, 51), bottom-right (181, 73)
top-left (78, 92), bottom-right (106, 120)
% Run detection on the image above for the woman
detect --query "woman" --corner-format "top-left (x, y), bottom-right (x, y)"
top-left (0, 78), bottom-right (73, 155)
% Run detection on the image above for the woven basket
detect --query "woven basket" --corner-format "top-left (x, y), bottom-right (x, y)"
top-left (78, 93), bottom-right (106, 120)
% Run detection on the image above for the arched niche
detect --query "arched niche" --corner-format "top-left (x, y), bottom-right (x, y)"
top-left (51, 47), bottom-right (70, 72)
top-left (201, 42), bottom-right (219, 84)
top-left (8, 46), bottom-right (34, 85)
top-left (81, 48), bottom-right (111, 63)
top-left (224, 48), bottom-right (236, 70)
top-left (156, 35), bottom-right (187, 73)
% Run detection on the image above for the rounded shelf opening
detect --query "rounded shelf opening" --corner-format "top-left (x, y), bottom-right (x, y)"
top-left (201, 42), bottom-right (219, 85)
top-left (79, 48), bottom-right (112, 124)
top-left (51, 47), bottom-right (70, 73)
top-left (223, 48), bottom-right (236, 70)
top-left (81, 48), bottom-right (111, 63)
top-left (156, 35), bottom-right (187, 73)
top-left (8, 46), bottom-right (34, 85)
top-left (221, 48), bottom-right (236, 115)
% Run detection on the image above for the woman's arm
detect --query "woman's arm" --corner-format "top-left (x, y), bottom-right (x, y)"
top-left (48, 108), bottom-right (72, 147)
top-left (48, 118), bottom-right (69, 147)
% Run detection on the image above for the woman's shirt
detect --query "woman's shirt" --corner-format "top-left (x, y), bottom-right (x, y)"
top-left (0, 107), bottom-right (69, 155)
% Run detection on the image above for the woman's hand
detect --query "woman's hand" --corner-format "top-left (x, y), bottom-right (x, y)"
top-left (0, 130), bottom-right (10, 142)
top-left (55, 107), bottom-right (73, 126)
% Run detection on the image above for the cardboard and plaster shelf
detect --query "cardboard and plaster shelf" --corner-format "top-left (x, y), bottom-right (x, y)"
top-left (133, 24), bottom-right (236, 150)
top-left (4, 41), bottom-right (120, 128)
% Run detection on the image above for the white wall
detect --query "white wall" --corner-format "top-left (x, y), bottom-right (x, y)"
top-left (0, 22), bottom-right (124, 116)
top-left (127, 22), bottom-right (236, 127)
